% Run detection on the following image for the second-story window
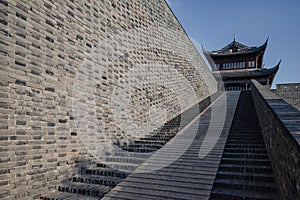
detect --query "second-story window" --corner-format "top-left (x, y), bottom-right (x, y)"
top-left (248, 60), bottom-right (256, 68)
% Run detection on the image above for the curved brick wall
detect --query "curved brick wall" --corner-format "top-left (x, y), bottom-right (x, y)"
top-left (0, 0), bottom-right (217, 199)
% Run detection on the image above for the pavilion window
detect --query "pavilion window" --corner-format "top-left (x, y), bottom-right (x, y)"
top-left (248, 61), bottom-right (252, 67)
top-left (242, 62), bottom-right (245, 68)
top-left (248, 60), bottom-right (255, 68)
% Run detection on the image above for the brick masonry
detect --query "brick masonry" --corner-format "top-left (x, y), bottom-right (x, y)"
top-left (0, 0), bottom-right (217, 199)
top-left (251, 80), bottom-right (300, 200)
top-left (275, 83), bottom-right (300, 111)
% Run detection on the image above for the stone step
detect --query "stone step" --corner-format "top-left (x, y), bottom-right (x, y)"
top-left (102, 161), bottom-right (139, 172)
top-left (122, 146), bottom-right (158, 152)
top-left (40, 191), bottom-right (101, 200)
top-left (57, 181), bottom-right (112, 197)
top-left (140, 135), bottom-right (173, 141)
top-left (112, 151), bottom-right (151, 158)
top-left (108, 184), bottom-right (209, 200)
top-left (219, 163), bottom-right (273, 174)
top-left (101, 155), bottom-right (146, 165)
top-left (210, 187), bottom-right (279, 200)
top-left (228, 129), bottom-right (262, 133)
top-left (213, 178), bottom-right (277, 192)
top-left (228, 132), bottom-right (262, 139)
top-left (126, 171), bottom-right (215, 185)
top-left (220, 157), bottom-right (271, 166)
top-left (116, 180), bottom-right (210, 196)
top-left (133, 140), bottom-right (166, 145)
top-left (72, 174), bottom-right (122, 186)
top-left (226, 137), bottom-right (264, 141)
top-left (85, 167), bottom-right (129, 178)
top-left (216, 171), bottom-right (275, 182)
top-left (225, 143), bottom-right (266, 148)
top-left (124, 175), bottom-right (213, 190)
top-left (127, 143), bottom-right (163, 149)
top-left (222, 152), bottom-right (269, 159)
top-left (94, 162), bottom-right (108, 168)
top-left (223, 148), bottom-right (267, 154)
top-left (225, 140), bottom-right (265, 145)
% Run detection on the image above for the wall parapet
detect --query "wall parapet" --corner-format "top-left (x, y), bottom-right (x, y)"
top-left (251, 79), bottom-right (300, 200)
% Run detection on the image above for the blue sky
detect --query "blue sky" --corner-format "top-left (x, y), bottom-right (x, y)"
top-left (166, 0), bottom-right (300, 88)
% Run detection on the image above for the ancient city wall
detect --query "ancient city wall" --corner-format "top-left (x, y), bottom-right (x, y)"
top-left (275, 83), bottom-right (300, 111)
top-left (251, 80), bottom-right (300, 200)
top-left (0, 0), bottom-right (217, 199)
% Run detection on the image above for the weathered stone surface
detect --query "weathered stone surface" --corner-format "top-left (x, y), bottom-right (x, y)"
top-left (251, 80), bottom-right (300, 200)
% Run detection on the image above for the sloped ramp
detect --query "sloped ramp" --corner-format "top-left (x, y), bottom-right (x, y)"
top-left (103, 92), bottom-right (240, 200)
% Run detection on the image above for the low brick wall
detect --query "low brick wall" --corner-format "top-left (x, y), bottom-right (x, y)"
top-left (251, 80), bottom-right (300, 200)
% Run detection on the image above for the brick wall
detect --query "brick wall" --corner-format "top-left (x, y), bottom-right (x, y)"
top-left (275, 83), bottom-right (300, 111)
top-left (0, 0), bottom-right (217, 199)
top-left (251, 80), bottom-right (300, 200)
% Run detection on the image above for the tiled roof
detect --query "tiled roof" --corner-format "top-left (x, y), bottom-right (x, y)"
top-left (203, 38), bottom-right (268, 56)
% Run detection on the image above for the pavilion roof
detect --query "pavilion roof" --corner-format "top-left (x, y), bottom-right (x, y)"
top-left (202, 38), bottom-right (268, 57)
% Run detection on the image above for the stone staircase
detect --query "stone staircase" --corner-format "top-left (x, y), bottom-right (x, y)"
top-left (209, 91), bottom-right (279, 200)
top-left (40, 119), bottom-right (182, 200)
top-left (40, 162), bottom-right (129, 200)
top-left (40, 102), bottom-right (185, 200)
top-left (40, 111), bottom-right (182, 200)
top-left (40, 94), bottom-right (221, 199)
top-left (103, 92), bottom-right (241, 199)
top-left (41, 91), bottom-right (282, 199)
